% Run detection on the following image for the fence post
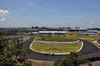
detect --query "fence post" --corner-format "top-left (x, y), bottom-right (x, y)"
top-left (89, 54), bottom-right (91, 61)
top-left (95, 54), bottom-right (96, 61)
top-left (43, 62), bottom-right (45, 66)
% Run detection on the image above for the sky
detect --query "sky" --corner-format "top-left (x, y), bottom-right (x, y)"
top-left (0, 0), bottom-right (100, 28)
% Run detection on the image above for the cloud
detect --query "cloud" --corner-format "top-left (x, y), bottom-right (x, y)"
top-left (0, 9), bottom-right (9, 21)
top-left (91, 22), bottom-right (94, 25)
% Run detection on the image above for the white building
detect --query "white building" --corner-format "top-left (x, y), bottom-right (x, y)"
top-left (39, 31), bottom-right (67, 35)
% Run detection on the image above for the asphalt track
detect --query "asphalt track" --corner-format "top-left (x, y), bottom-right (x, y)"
top-left (22, 37), bottom-right (100, 61)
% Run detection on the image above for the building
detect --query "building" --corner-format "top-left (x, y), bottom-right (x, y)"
top-left (66, 27), bottom-right (87, 33)
top-left (39, 31), bottom-right (67, 35)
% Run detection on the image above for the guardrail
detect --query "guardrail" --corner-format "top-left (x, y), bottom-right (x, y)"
top-left (83, 53), bottom-right (100, 59)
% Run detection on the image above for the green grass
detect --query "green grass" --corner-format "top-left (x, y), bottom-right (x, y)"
top-left (35, 35), bottom-right (77, 42)
top-left (30, 60), bottom-right (54, 66)
top-left (31, 42), bottom-right (82, 53)
top-left (18, 60), bottom-right (54, 66)
top-left (19, 37), bottom-right (29, 40)
top-left (76, 35), bottom-right (100, 41)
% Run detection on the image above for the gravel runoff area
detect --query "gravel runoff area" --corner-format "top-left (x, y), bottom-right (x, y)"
top-left (22, 37), bottom-right (100, 61)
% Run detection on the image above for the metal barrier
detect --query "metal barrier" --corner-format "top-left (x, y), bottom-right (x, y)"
top-left (83, 52), bottom-right (100, 61)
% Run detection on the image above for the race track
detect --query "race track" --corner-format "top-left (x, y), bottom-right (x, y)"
top-left (79, 39), bottom-right (99, 55)
top-left (22, 37), bottom-right (100, 61)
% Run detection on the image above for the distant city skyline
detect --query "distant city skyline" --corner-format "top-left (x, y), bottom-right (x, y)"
top-left (0, 0), bottom-right (100, 28)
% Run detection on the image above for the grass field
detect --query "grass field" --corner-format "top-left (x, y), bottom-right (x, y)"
top-left (31, 42), bottom-right (82, 53)
top-left (35, 35), bottom-right (77, 42)
top-left (30, 60), bottom-right (54, 66)
top-left (76, 35), bottom-right (100, 41)
top-left (19, 37), bottom-right (29, 40)
top-left (18, 59), bottom-right (54, 66)
top-left (8, 37), bottom-right (29, 44)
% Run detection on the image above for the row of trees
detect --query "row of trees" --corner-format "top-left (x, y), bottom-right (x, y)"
top-left (0, 29), bottom-right (18, 36)
top-left (31, 26), bottom-right (64, 31)
top-left (54, 52), bottom-right (90, 66)
top-left (0, 36), bottom-right (32, 66)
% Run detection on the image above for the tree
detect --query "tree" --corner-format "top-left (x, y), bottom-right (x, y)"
top-left (49, 34), bottom-right (51, 38)
top-left (54, 52), bottom-right (89, 66)
top-left (35, 26), bottom-right (39, 29)
top-left (0, 36), bottom-right (32, 66)
top-left (32, 26), bottom-right (34, 29)
top-left (54, 59), bottom-right (63, 66)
